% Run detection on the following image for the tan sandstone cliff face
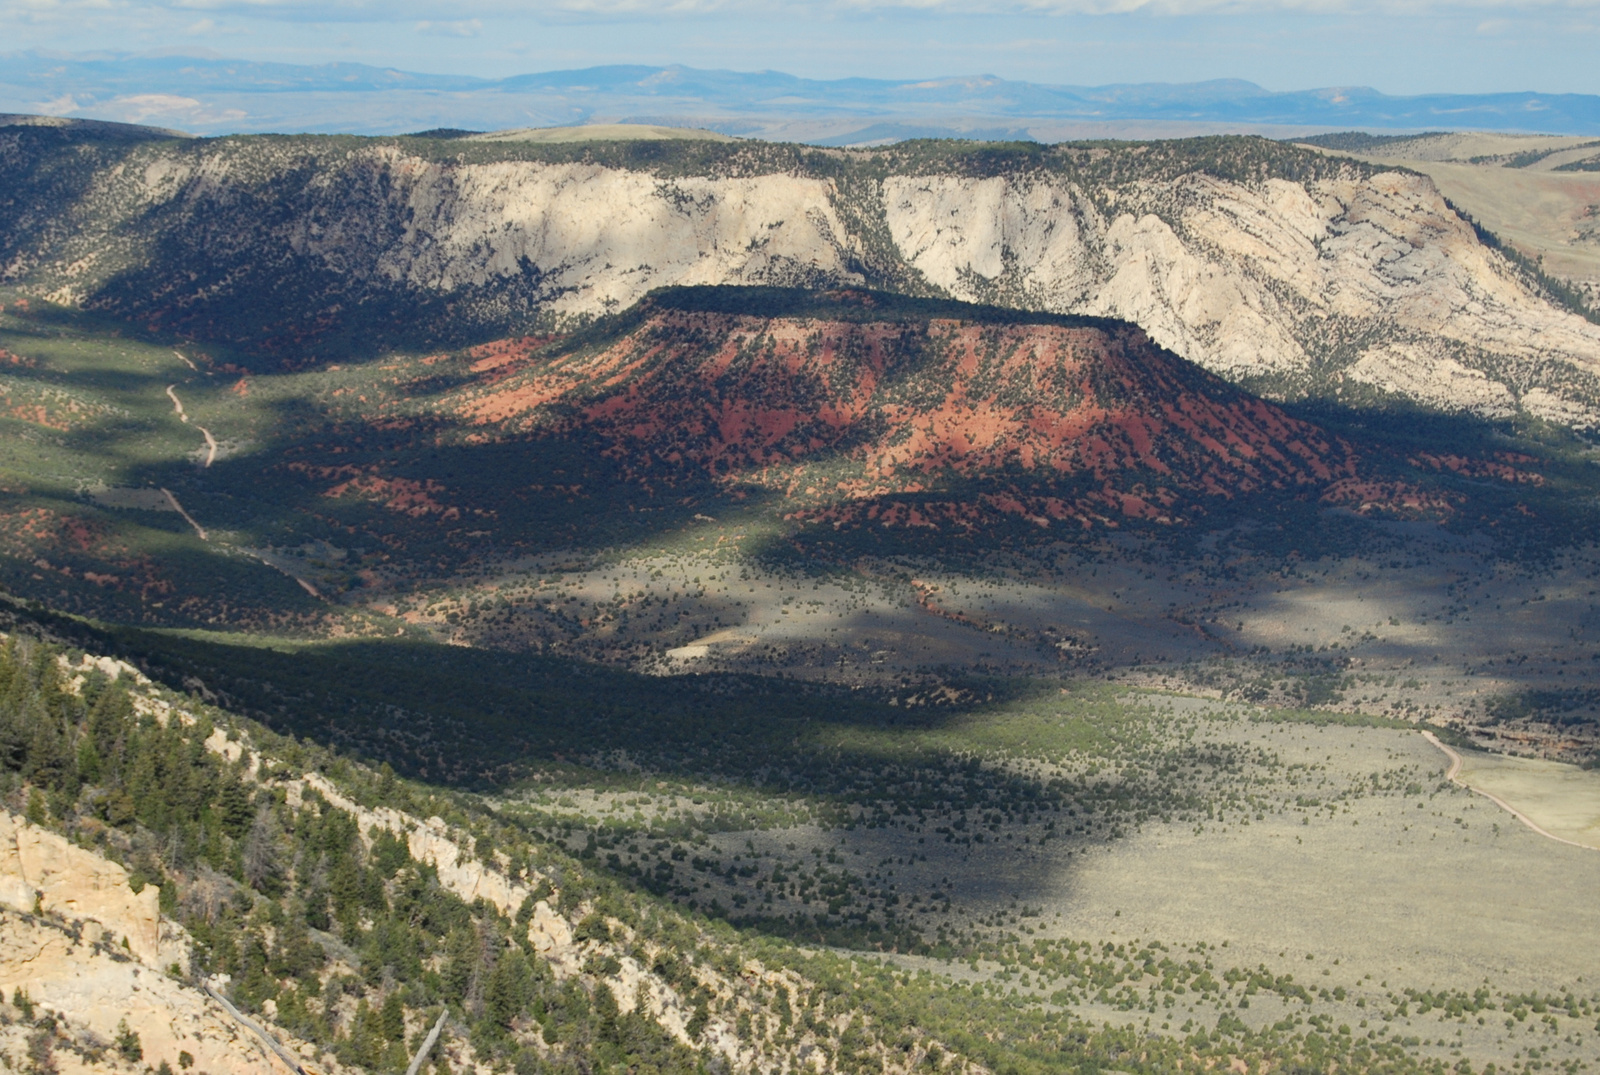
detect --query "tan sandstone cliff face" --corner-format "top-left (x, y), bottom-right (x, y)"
top-left (348, 153), bottom-right (864, 314)
top-left (0, 807), bottom-right (319, 1075)
top-left (0, 911), bottom-right (300, 1075)
top-left (0, 811), bottom-right (161, 965)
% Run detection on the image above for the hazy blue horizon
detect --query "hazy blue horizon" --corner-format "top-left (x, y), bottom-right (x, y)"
top-left (7, 51), bottom-right (1600, 140)
top-left (3, 0), bottom-right (1598, 102)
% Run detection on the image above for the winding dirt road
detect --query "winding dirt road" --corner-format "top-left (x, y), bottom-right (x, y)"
top-left (163, 380), bottom-right (315, 595)
top-left (1422, 730), bottom-right (1596, 852)
top-left (166, 384), bottom-right (217, 466)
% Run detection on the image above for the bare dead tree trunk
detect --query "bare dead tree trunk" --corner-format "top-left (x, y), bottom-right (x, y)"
top-left (404, 1010), bottom-right (449, 1075)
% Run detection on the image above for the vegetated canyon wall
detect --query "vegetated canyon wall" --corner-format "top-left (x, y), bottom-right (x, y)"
top-left (4, 128), bottom-right (1599, 428)
top-left (0, 644), bottom-right (943, 1075)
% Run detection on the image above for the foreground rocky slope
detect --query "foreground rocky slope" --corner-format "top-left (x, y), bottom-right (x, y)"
top-left (0, 636), bottom-right (984, 1075)
top-left (3, 124), bottom-right (1598, 428)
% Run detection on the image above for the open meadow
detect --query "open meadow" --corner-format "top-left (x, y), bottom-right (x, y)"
top-left (482, 686), bottom-right (1600, 1071)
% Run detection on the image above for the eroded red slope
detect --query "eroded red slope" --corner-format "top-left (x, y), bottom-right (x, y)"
top-left (445, 295), bottom-right (1394, 530)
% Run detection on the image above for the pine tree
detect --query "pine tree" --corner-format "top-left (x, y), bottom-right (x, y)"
top-left (85, 686), bottom-right (132, 781)
top-left (75, 732), bottom-right (102, 784)
top-left (244, 808), bottom-right (283, 895)
top-left (216, 778), bottom-right (254, 838)
top-left (487, 948), bottom-right (535, 1030)
top-left (22, 692), bottom-right (74, 793)
top-left (443, 927), bottom-right (476, 1000)
top-left (378, 992), bottom-right (406, 1045)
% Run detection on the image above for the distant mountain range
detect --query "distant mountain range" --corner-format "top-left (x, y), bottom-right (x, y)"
top-left (4, 52), bottom-right (1600, 141)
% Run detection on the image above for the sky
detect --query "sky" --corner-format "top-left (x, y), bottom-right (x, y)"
top-left (3, 0), bottom-right (1600, 95)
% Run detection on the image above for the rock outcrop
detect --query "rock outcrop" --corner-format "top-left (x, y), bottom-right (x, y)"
top-left (0, 793), bottom-right (323, 1073)
top-left (0, 911), bottom-right (303, 1075)
top-left (882, 171), bottom-right (1600, 425)
top-left (0, 810), bottom-right (161, 964)
top-left (286, 772), bottom-right (538, 921)
top-left (356, 157), bottom-right (861, 312)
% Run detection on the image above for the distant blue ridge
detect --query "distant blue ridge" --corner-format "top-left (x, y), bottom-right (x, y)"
top-left (3, 53), bottom-right (1597, 138)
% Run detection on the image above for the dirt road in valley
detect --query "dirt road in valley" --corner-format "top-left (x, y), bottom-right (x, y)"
top-left (1422, 730), bottom-right (1597, 852)
top-left (166, 383), bottom-right (217, 466)
top-left (160, 488), bottom-right (208, 542)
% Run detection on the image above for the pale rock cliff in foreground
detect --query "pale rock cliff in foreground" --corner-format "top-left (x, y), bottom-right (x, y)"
top-left (0, 810), bottom-right (161, 963)
top-left (0, 810), bottom-right (296, 1075)
top-left (0, 910), bottom-right (296, 1075)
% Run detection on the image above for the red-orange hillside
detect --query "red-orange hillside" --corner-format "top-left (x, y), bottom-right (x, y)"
top-left (445, 288), bottom-right (1392, 531)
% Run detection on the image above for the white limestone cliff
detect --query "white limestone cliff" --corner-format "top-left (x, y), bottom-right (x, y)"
top-left (883, 171), bottom-right (1600, 425)
top-left (354, 154), bottom-right (863, 316)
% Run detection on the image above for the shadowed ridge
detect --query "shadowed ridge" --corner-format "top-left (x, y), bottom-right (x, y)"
top-left (637, 283), bottom-right (1128, 330)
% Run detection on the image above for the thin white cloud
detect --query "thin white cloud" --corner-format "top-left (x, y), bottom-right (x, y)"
top-left (474, 0), bottom-right (1600, 11)
top-left (2, 0), bottom-right (117, 18)
top-left (99, 92), bottom-right (247, 123)
top-left (859, 0), bottom-right (1597, 10)
top-left (416, 17), bottom-right (482, 34)
top-left (32, 93), bottom-right (81, 114)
